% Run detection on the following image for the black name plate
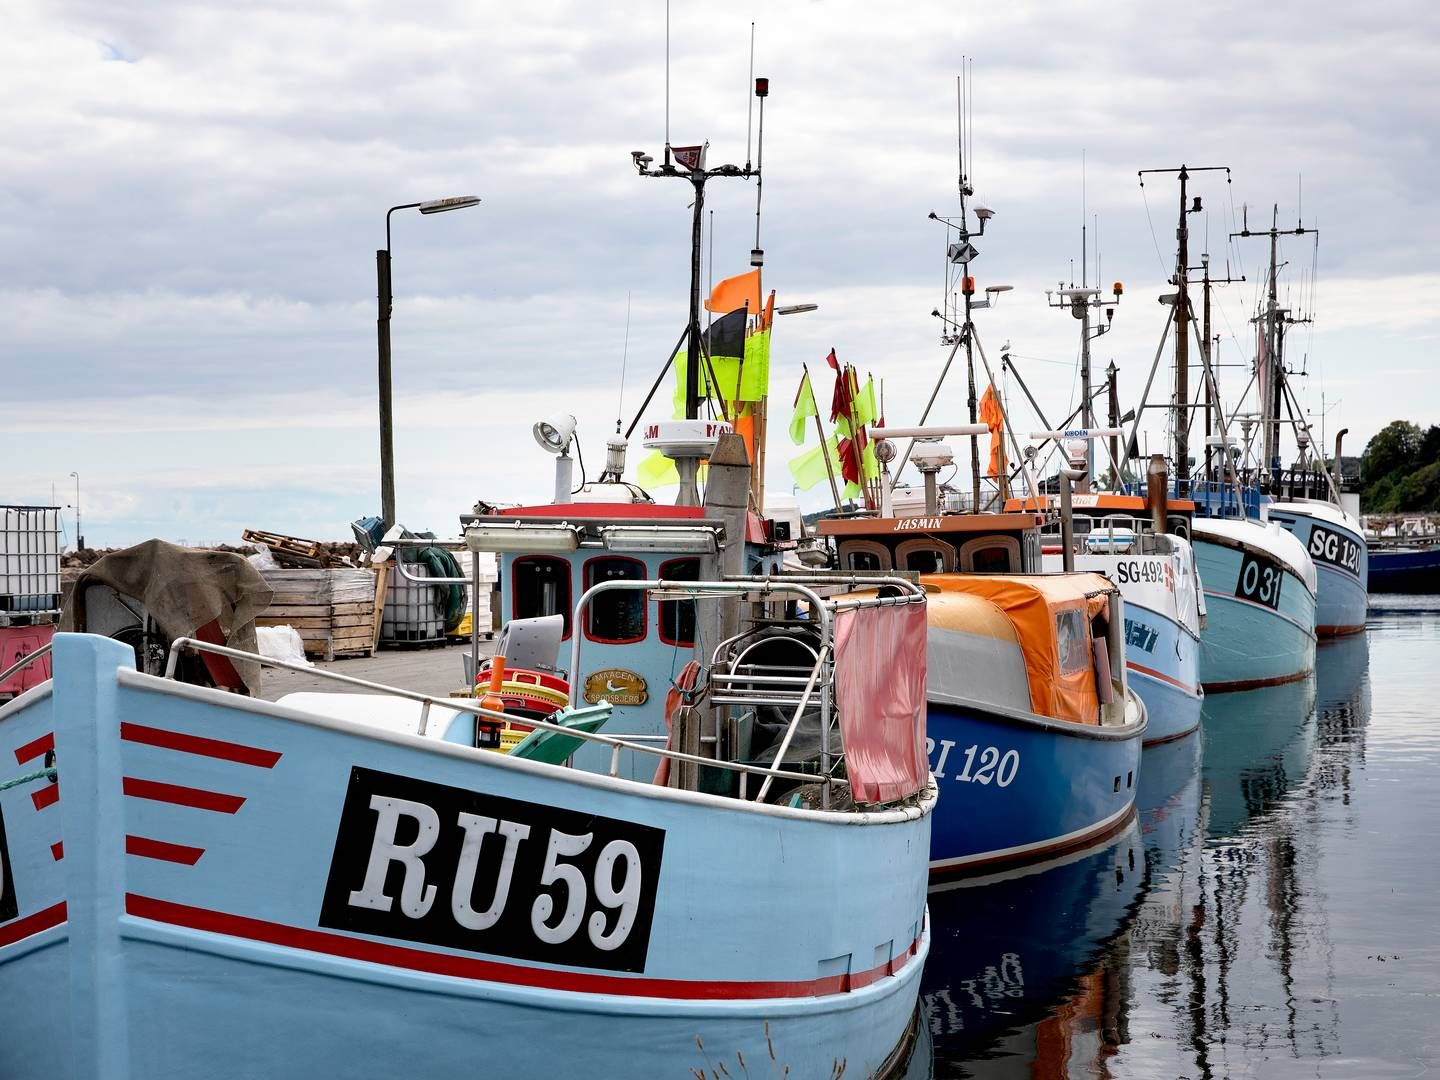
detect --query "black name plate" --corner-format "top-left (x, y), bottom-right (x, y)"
top-left (321, 767), bottom-right (665, 973)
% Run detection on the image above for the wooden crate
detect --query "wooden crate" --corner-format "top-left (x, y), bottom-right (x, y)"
top-left (257, 568), bottom-right (381, 661)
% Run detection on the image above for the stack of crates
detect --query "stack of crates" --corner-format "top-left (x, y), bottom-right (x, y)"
top-left (0, 505), bottom-right (62, 696)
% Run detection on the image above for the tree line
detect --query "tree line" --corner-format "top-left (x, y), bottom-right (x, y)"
top-left (1362, 421), bottom-right (1440, 512)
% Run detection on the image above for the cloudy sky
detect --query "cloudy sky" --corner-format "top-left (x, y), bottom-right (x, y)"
top-left (5, 0), bottom-right (1437, 547)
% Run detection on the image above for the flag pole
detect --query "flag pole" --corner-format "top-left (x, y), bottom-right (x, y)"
top-left (804, 362), bottom-right (844, 512)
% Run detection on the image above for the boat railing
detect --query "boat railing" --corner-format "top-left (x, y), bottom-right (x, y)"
top-left (0, 643), bottom-right (51, 687)
top-left (158, 635), bottom-right (862, 806)
top-left (570, 574), bottom-right (927, 808)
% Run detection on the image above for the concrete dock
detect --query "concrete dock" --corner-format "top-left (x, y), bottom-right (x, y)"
top-left (258, 639), bottom-right (496, 701)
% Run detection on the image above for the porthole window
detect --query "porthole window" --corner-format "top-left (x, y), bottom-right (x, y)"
top-left (584, 557), bottom-right (647, 644)
top-left (512, 556), bottom-right (572, 637)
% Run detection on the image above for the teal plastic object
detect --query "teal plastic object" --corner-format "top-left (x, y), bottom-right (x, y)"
top-left (509, 703), bottom-right (614, 765)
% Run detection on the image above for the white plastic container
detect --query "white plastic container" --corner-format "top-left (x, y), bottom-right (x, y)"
top-left (0, 506), bottom-right (62, 615)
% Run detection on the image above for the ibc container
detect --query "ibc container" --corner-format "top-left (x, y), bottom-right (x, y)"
top-left (380, 557), bottom-right (447, 644)
top-left (0, 506), bottom-right (62, 616)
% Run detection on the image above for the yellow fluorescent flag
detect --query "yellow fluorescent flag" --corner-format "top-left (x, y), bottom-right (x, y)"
top-left (789, 371), bottom-right (818, 445)
top-left (854, 377), bottom-right (878, 429)
top-left (789, 434), bottom-right (842, 491)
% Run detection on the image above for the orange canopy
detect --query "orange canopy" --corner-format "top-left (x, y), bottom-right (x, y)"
top-left (922, 572), bottom-right (1115, 725)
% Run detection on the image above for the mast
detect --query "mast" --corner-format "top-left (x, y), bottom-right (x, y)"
top-left (1137, 165), bottom-right (1229, 496)
top-left (1230, 204), bottom-right (1317, 491)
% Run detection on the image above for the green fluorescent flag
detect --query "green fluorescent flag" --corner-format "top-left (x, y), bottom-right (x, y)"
top-left (855, 377), bottom-right (878, 429)
top-left (789, 371), bottom-right (818, 445)
top-left (789, 434), bottom-right (842, 491)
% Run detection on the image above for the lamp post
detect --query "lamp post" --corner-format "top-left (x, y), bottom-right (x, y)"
top-left (69, 470), bottom-right (82, 550)
top-left (378, 196), bottom-right (480, 530)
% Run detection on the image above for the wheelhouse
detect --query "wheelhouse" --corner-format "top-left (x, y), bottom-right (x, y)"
top-left (817, 513), bottom-right (1048, 576)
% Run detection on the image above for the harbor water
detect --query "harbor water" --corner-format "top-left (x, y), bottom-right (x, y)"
top-left (920, 596), bottom-right (1440, 1077)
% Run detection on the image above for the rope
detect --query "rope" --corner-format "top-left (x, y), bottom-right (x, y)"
top-left (0, 767), bottom-right (56, 793)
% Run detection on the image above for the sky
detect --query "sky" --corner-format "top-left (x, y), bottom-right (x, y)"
top-left (4, 0), bottom-right (1438, 548)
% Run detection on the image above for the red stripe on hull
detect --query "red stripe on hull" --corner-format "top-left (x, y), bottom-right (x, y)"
top-left (0, 902), bottom-right (67, 948)
top-left (13, 732), bottom-right (54, 766)
top-left (123, 895), bottom-right (922, 1000)
top-left (30, 783), bottom-right (58, 811)
top-left (1202, 668), bottom-right (1313, 694)
top-left (1126, 661), bottom-right (1201, 697)
top-left (123, 777), bottom-right (246, 814)
top-left (125, 836), bottom-right (206, 865)
top-left (120, 723), bottom-right (281, 769)
top-left (1316, 624), bottom-right (1366, 638)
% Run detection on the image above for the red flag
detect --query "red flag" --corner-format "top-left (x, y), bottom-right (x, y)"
top-left (671, 144), bottom-right (705, 171)
top-left (825, 348), bottom-right (839, 371)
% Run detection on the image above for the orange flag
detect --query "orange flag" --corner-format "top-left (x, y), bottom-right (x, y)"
top-left (705, 269), bottom-right (762, 316)
top-left (979, 384), bottom-right (1005, 477)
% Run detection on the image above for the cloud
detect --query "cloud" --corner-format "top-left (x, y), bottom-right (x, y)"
top-left (4, 0), bottom-right (1438, 540)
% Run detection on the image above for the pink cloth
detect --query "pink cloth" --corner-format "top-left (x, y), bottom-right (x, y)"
top-left (834, 603), bottom-right (929, 803)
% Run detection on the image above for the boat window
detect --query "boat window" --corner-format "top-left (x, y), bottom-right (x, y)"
top-left (1101, 515), bottom-right (1133, 530)
top-left (584, 556), bottom-right (647, 644)
top-left (512, 556), bottom-right (572, 638)
top-left (841, 541), bottom-right (891, 572)
top-left (1073, 517), bottom-right (1093, 535)
top-left (959, 535), bottom-right (1020, 574)
top-left (896, 538), bottom-right (955, 573)
top-left (1055, 608), bottom-right (1089, 675)
top-left (1041, 520), bottom-right (1062, 535)
top-left (658, 557), bottom-right (699, 646)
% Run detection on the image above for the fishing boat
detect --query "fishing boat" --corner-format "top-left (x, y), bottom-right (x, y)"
top-left (0, 447), bottom-right (936, 1078)
top-left (1269, 496), bottom-right (1366, 634)
top-left (1004, 484), bottom-right (1205, 745)
top-left (1366, 537), bottom-right (1440, 594)
top-left (818, 509), bottom-right (1146, 878)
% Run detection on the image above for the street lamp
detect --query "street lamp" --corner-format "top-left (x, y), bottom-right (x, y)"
top-left (69, 470), bottom-right (82, 551)
top-left (377, 195), bottom-right (480, 530)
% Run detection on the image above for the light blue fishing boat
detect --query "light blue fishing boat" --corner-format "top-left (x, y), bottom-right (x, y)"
top-left (1269, 499), bottom-right (1367, 636)
top-left (1191, 517), bottom-right (1317, 692)
top-left (0, 458), bottom-right (936, 1078)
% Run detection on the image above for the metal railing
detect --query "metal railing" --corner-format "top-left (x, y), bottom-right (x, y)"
top-left (159, 636), bottom-right (851, 802)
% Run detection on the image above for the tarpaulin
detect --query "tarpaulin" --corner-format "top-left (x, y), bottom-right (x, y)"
top-left (834, 602), bottom-right (928, 803)
top-left (922, 573), bottom-right (1113, 725)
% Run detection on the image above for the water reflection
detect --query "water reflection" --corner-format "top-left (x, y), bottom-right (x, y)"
top-left (921, 627), bottom-right (1382, 1077)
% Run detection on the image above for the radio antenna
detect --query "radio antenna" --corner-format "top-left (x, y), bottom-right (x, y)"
top-left (616, 291), bottom-right (632, 432)
top-left (663, 0), bottom-right (671, 164)
top-left (745, 22), bottom-right (755, 169)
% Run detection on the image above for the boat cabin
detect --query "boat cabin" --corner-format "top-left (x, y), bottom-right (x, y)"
top-left (816, 513), bottom-right (1048, 576)
top-left (1003, 492), bottom-right (1197, 545)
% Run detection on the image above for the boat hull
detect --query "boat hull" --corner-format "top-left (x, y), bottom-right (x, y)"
top-left (924, 697), bottom-right (1143, 877)
top-left (1193, 533), bottom-right (1317, 692)
top-left (0, 634), bottom-right (933, 1080)
top-left (1368, 545), bottom-right (1440, 594)
top-left (1269, 505), bottom-right (1368, 635)
top-left (1119, 599), bottom-right (1202, 745)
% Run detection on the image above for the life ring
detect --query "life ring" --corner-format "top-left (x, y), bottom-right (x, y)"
top-left (653, 661), bottom-right (702, 786)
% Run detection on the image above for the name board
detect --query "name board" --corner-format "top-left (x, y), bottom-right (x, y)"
top-left (892, 517), bottom-right (943, 531)
top-left (0, 804), bottom-right (15, 923)
top-left (583, 668), bottom-right (648, 706)
top-left (1236, 551), bottom-right (1284, 610)
top-left (1307, 524), bottom-right (1361, 577)
top-left (321, 767), bottom-right (665, 972)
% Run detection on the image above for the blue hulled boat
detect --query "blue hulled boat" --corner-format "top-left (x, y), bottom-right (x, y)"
top-left (0, 435), bottom-right (938, 1079)
top-left (819, 513), bottom-right (1147, 877)
top-left (1366, 540), bottom-right (1440, 594)
top-left (1270, 498), bottom-right (1367, 635)
top-left (1191, 516), bottom-right (1317, 692)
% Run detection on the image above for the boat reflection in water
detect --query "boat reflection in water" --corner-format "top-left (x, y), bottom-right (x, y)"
top-left (918, 632), bottom-right (1373, 1076)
